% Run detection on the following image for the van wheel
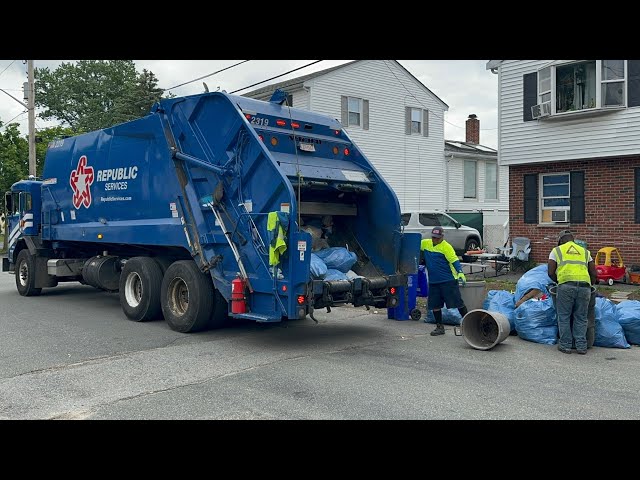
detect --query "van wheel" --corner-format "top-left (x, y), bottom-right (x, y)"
top-left (119, 257), bottom-right (163, 322)
top-left (15, 250), bottom-right (42, 296)
top-left (465, 238), bottom-right (480, 252)
top-left (161, 260), bottom-right (214, 333)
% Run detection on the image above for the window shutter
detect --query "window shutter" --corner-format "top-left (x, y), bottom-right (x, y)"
top-left (341, 96), bottom-right (348, 126)
top-left (635, 168), bottom-right (640, 223)
top-left (405, 106), bottom-right (411, 135)
top-left (570, 171), bottom-right (585, 224)
top-left (628, 61), bottom-right (640, 108)
top-left (522, 72), bottom-right (538, 122)
top-left (523, 174), bottom-right (538, 224)
top-left (286, 94), bottom-right (293, 107)
top-left (363, 99), bottom-right (369, 130)
top-left (422, 109), bottom-right (429, 137)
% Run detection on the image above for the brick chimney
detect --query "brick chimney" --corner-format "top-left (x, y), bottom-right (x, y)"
top-left (466, 114), bottom-right (479, 144)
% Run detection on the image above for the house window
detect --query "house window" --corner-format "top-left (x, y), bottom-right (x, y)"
top-left (540, 173), bottom-right (570, 223)
top-left (536, 60), bottom-right (627, 115)
top-left (348, 97), bottom-right (361, 126)
top-left (538, 66), bottom-right (551, 104)
top-left (410, 108), bottom-right (422, 134)
top-left (464, 160), bottom-right (477, 198)
top-left (485, 162), bottom-right (497, 200)
top-left (602, 60), bottom-right (625, 107)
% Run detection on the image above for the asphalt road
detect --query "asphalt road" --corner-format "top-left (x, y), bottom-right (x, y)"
top-left (1, 271), bottom-right (639, 420)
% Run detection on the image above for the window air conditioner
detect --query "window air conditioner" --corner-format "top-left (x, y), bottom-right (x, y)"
top-left (531, 101), bottom-right (551, 119)
top-left (551, 210), bottom-right (568, 222)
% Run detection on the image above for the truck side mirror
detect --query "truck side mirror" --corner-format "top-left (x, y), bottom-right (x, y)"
top-left (4, 193), bottom-right (11, 214)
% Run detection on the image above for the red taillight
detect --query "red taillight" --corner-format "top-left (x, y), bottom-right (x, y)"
top-left (291, 122), bottom-right (300, 129)
top-left (282, 285), bottom-right (287, 292)
top-left (344, 148), bottom-right (350, 156)
top-left (390, 287), bottom-right (396, 295)
top-left (276, 119), bottom-right (286, 127)
top-left (258, 134), bottom-right (264, 141)
top-left (245, 113), bottom-right (252, 120)
top-left (334, 130), bottom-right (340, 135)
top-left (297, 295), bottom-right (305, 305)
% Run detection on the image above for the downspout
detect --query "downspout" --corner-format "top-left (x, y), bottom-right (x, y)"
top-left (445, 153), bottom-right (453, 212)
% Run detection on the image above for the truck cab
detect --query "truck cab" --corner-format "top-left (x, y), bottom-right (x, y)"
top-left (3, 178), bottom-right (42, 273)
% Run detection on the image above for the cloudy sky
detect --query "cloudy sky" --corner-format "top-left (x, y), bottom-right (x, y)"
top-left (0, 60), bottom-right (498, 149)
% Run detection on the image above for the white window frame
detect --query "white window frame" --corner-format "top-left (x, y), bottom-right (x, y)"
top-left (463, 160), bottom-right (477, 199)
top-left (485, 161), bottom-right (498, 200)
top-left (410, 107), bottom-right (422, 135)
top-left (539, 172), bottom-right (570, 224)
top-left (536, 60), bottom-right (628, 116)
top-left (347, 97), bottom-right (362, 127)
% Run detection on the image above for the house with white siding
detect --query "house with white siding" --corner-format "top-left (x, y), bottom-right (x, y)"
top-left (486, 60), bottom-right (640, 265)
top-left (244, 60), bottom-right (509, 250)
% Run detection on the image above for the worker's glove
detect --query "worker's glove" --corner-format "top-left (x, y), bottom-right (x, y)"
top-left (457, 272), bottom-right (466, 286)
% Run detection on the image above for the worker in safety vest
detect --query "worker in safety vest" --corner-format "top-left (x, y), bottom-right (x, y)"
top-left (420, 226), bottom-right (468, 336)
top-left (547, 230), bottom-right (596, 355)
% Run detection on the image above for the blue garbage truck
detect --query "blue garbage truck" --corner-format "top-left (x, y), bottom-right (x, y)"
top-left (2, 90), bottom-right (420, 332)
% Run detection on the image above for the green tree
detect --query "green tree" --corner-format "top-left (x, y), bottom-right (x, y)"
top-left (35, 60), bottom-right (166, 133)
top-left (0, 122), bottom-right (29, 251)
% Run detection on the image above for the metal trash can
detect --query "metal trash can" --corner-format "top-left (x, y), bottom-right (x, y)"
top-left (388, 273), bottom-right (421, 321)
top-left (459, 280), bottom-right (486, 311)
top-left (549, 283), bottom-right (596, 348)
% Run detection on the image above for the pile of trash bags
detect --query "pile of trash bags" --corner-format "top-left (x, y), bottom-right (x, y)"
top-left (482, 264), bottom-right (639, 349)
top-left (310, 247), bottom-right (358, 282)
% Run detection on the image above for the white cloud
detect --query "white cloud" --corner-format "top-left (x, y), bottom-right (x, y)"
top-left (0, 59), bottom-right (497, 148)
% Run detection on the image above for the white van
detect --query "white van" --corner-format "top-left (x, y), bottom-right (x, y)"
top-left (401, 211), bottom-right (482, 255)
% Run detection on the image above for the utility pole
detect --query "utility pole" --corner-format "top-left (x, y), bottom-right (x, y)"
top-left (27, 60), bottom-right (36, 177)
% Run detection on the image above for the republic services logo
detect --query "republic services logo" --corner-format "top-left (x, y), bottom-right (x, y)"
top-left (70, 155), bottom-right (95, 209)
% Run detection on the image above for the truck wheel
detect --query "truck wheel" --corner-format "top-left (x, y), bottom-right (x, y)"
top-left (209, 288), bottom-right (229, 329)
top-left (153, 257), bottom-right (174, 275)
top-left (15, 250), bottom-right (42, 297)
top-left (119, 257), bottom-right (163, 322)
top-left (161, 260), bottom-right (214, 333)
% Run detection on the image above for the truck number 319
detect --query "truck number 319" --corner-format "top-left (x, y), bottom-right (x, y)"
top-left (250, 117), bottom-right (269, 127)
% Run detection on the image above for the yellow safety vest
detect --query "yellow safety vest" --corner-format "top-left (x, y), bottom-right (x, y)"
top-left (554, 241), bottom-right (591, 284)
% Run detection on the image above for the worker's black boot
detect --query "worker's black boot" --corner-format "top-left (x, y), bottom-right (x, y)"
top-left (430, 323), bottom-right (445, 336)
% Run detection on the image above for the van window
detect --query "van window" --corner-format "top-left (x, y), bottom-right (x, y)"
top-left (437, 213), bottom-right (457, 228)
top-left (400, 214), bottom-right (411, 226)
top-left (419, 213), bottom-right (438, 226)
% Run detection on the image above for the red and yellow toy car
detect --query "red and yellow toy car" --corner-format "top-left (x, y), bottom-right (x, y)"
top-left (595, 247), bottom-right (629, 286)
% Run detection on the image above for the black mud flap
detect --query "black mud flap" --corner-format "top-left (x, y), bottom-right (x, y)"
top-left (2, 256), bottom-right (10, 273)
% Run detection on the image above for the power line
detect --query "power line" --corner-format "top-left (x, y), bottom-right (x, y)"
top-left (164, 60), bottom-right (250, 91)
top-left (230, 60), bottom-right (323, 94)
top-left (384, 60), bottom-right (498, 132)
top-left (0, 60), bottom-right (16, 80)
top-left (0, 110), bottom-right (28, 131)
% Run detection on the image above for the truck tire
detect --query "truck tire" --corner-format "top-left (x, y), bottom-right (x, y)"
top-left (153, 257), bottom-right (174, 275)
top-left (119, 257), bottom-right (164, 322)
top-left (209, 288), bottom-right (229, 329)
top-left (15, 250), bottom-right (42, 297)
top-left (161, 260), bottom-right (214, 333)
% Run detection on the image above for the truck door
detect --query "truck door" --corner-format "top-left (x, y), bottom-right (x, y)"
top-left (5, 191), bottom-right (21, 257)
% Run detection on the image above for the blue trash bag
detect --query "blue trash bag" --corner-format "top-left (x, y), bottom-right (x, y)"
top-left (424, 307), bottom-right (463, 325)
top-left (515, 297), bottom-right (558, 345)
top-left (324, 268), bottom-right (349, 281)
top-left (483, 290), bottom-right (517, 332)
top-left (616, 300), bottom-right (640, 345)
top-left (315, 247), bottom-right (358, 273)
top-left (514, 264), bottom-right (553, 303)
top-left (594, 297), bottom-right (630, 349)
top-left (310, 253), bottom-right (327, 279)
